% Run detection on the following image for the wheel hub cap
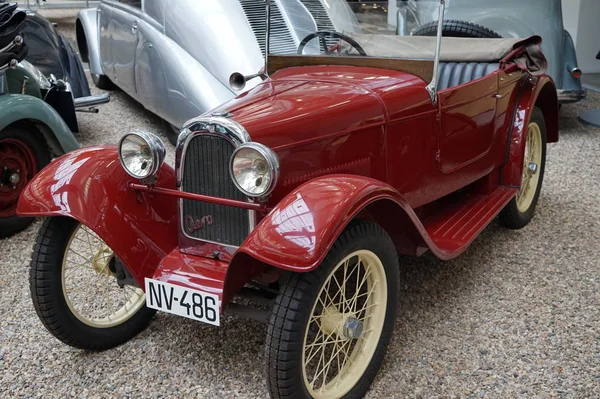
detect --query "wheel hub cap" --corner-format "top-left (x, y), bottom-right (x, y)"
top-left (91, 248), bottom-right (115, 276)
top-left (9, 171), bottom-right (20, 185)
top-left (342, 318), bottom-right (364, 340)
top-left (1, 166), bottom-right (21, 188)
top-left (528, 162), bottom-right (538, 175)
top-left (320, 306), bottom-right (363, 340)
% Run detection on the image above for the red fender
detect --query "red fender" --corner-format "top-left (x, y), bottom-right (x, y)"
top-left (234, 175), bottom-right (435, 272)
top-left (502, 76), bottom-right (558, 187)
top-left (17, 146), bottom-right (178, 287)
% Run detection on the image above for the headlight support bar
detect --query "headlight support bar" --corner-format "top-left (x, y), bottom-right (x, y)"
top-left (128, 182), bottom-right (269, 213)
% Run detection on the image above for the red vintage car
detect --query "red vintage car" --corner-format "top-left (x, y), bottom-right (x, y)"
top-left (18, 2), bottom-right (557, 398)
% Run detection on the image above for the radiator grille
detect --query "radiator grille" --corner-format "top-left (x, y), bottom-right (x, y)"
top-left (181, 134), bottom-right (249, 246)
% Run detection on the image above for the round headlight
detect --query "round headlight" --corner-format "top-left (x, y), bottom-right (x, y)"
top-left (118, 130), bottom-right (166, 180)
top-left (230, 143), bottom-right (279, 197)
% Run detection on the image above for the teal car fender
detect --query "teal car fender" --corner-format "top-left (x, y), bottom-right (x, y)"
top-left (0, 94), bottom-right (79, 155)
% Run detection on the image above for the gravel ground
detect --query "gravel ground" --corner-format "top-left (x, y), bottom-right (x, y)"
top-left (1, 8), bottom-right (599, 399)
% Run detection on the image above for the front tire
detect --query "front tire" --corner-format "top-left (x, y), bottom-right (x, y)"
top-left (499, 107), bottom-right (547, 229)
top-left (266, 220), bottom-right (399, 399)
top-left (30, 217), bottom-right (155, 350)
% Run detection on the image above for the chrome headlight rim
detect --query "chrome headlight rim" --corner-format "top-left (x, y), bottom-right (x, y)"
top-left (118, 130), bottom-right (166, 181)
top-left (230, 142), bottom-right (280, 198)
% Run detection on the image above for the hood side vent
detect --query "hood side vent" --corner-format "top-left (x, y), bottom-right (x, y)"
top-left (239, 0), bottom-right (297, 57)
top-left (299, 0), bottom-right (336, 32)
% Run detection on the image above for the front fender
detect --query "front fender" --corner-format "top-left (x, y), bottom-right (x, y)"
top-left (0, 94), bottom-right (79, 154)
top-left (76, 9), bottom-right (103, 76)
top-left (17, 146), bottom-right (178, 287)
top-left (502, 76), bottom-right (558, 187)
top-left (235, 175), bottom-right (429, 272)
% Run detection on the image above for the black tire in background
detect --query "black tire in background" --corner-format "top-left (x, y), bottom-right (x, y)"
top-left (413, 19), bottom-right (502, 39)
top-left (92, 72), bottom-right (115, 91)
top-left (163, 121), bottom-right (180, 146)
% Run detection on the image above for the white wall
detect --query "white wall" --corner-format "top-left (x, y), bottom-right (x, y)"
top-left (563, 0), bottom-right (600, 73)
top-left (562, 0), bottom-right (581, 44)
top-left (574, 0), bottom-right (600, 73)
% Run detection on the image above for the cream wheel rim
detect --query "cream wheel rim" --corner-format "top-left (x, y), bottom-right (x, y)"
top-left (516, 122), bottom-right (543, 213)
top-left (61, 224), bottom-right (146, 328)
top-left (302, 250), bottom-right (387, 398)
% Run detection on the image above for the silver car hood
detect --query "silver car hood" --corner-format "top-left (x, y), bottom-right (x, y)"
top-left (164, 0), bottom-right (359, 93)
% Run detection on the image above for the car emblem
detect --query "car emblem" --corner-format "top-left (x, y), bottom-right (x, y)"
top-left (185, 215), bottom-right (213, 234)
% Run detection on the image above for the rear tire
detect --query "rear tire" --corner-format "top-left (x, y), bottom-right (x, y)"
top-left (92, 73), bottom-right (114, 91)
top-left (30, 217), bottom-right (155, 350)
top-left (266, 220), bottom-right (399, 399)
top-left (413, 19), bottom-right (502, 39)
top-left (499, 107), bottom-right (547, 229)
top-left (0, 127), bottom-right (51, 238)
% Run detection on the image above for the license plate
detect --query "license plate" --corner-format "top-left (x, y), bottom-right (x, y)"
top-left (145, 278), bottom-right (220, 326)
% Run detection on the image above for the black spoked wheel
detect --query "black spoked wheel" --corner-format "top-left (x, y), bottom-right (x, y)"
top-left (30, 217), bottom-right (156, 350)
top-left (266, 220), bottom-right (399, 399)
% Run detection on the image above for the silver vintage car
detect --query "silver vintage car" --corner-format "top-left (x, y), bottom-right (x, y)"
top-left (395, 0), bottom-right (585, 104)
top-left (76, 0), bottom-right (359, 144)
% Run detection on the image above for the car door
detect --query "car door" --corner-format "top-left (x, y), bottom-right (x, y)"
top-left (107, 0), bottom-right (143, 95)
top-left (436, 71), bottom-right (499, 174)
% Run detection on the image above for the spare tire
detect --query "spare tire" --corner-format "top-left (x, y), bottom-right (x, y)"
top-left (413, 19), bottom-right (502, 39)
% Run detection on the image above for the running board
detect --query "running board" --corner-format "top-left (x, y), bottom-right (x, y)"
top-left (422, 186), bottom-right (518, 256)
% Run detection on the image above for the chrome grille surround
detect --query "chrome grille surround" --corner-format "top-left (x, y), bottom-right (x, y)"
top-left (176, 117), bottom-right (254, 249)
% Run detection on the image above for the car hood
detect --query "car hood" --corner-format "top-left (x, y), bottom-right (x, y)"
top-left (213, 66), bottom-right (431, 149)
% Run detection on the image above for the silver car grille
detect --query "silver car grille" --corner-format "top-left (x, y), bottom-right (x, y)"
top-left (239, 0), bottom-right (336, 57)
top-left (181, 134), bottom-right (250, 247)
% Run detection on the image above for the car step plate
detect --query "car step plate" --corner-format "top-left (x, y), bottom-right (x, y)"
top-left (145, 278), bottom-right (220, 326)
